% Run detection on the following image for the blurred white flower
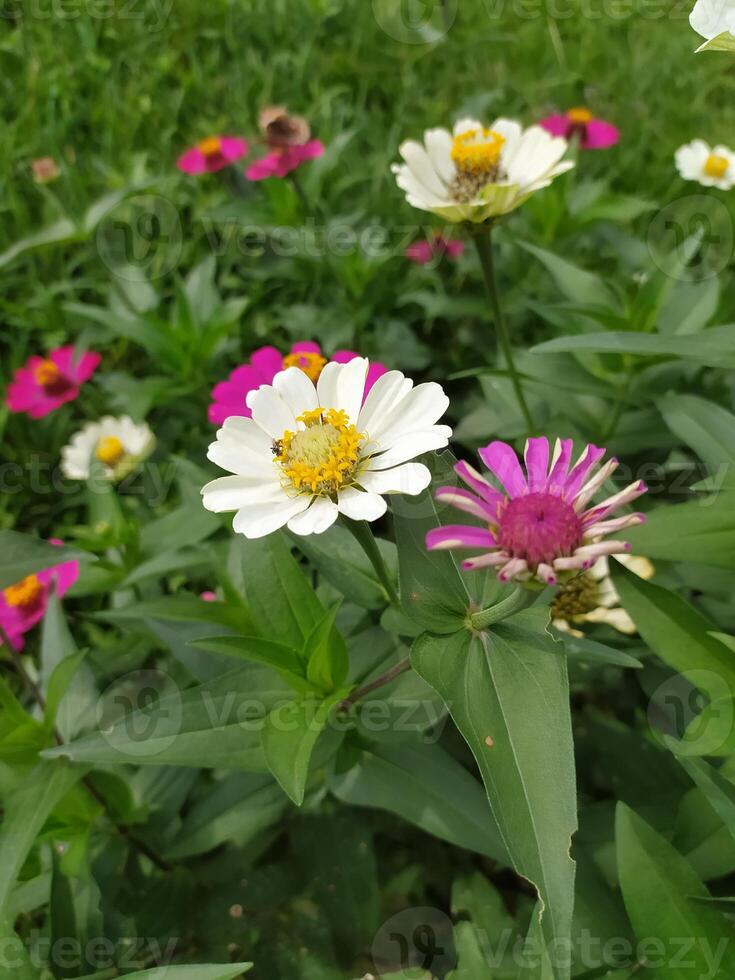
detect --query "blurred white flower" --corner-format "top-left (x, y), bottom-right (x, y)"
top-left (61, 415), bottom-right (155, 482)
top-left (201, 358), bottom-right (451, 538)
top-left (690, 0), bottom-right (735, 51)
top-left (391, 117), bottom-right (573, 223)
top-left (675, 139), bottom-right (735, 189)
top-left (552, 555), bottom-right (654, 636)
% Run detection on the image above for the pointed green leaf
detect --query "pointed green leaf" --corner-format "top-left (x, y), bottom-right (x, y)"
top-left (305, 604), bottom-right (349, 692)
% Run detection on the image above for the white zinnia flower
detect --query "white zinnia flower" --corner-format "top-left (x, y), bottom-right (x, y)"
top-left (201, 358), bottom-right (451, 538)
top-left (61, 415), bottom-right (155, 482)
top-left (675, 139), bottom-right (735, 189)
top-left (690, 0), bottom-right (735, 51)
top-left (391, 117), bottom-right (574, 224)
top-left (552, 555), bottom-right (654, 636)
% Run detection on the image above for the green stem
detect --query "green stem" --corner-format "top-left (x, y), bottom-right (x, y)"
top-left (469, 586), bottom-right (535, 631)
top-left (339, 657), bottom-right (411, 711)
top-left (600, 366), bottom-right (633, 442)
top-left (343, 518), bottom-right (400, 607)
top-left (472, 226), bottom-right (535, 431)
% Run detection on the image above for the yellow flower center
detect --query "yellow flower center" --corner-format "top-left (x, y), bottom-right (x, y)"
top-left (704, 153), bottom-right (729, 179)
top-left (3, 574), bottom-right (44, 610)
top-left (451, 128), bottom-right (505, 176)
top-left (282, 351), bottom-right (328, 383)
top-left (566, 107), bottom-right (593, 125)
top-left (274, 407), bottom-right (363, 495)
top-left (95, 436), bottom-right (126, 467)
top-left (34, 359), bottom-right (61, 388)
top-left (550, 572), bottom-right (601, 621)
top-left (198, 136), bottom-right (222, 157)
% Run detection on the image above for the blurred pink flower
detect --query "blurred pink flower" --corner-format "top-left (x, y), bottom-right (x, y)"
top-left (6, 346), bottom-right (100, 419)
top-left (405, 234), bottom-right (465, 264)
top-left (0, 542), bottom-right (79, 650)
top-left (177, 136), bottom-right (249, 175)
top-left (200, 591), bottom-right (218, 602)
top-left (209, 342), bottom-right (387, 425)
top-left (246, 105), bottom-right (324, 180)
top-left (539, 108), bottom-right (619, 150)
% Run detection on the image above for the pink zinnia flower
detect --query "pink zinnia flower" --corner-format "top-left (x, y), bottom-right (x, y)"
top-left (6, 346), bottom-right (101, 419)
top-left (539, 108), bottom-right (619, 150)
top-left (177, 136), bottom-right (249, 175)
top-left (405, 234), bottom-right (465, 264)
top-left (427, 437), bottom-right (647, 586)
top-left (209, 342), bottom-right (387, 425)
top-left (245, 105), bottom-right (324, 181)
top-left (0, 542), bottom-right (79, 650)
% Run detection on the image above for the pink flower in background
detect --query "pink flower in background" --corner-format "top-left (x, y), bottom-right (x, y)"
top-left (246, 105), bottom-right (324, 180)
top-left (200, 591), bottom-right (218, 602)
top-left (539, 108), bottom-right (619, 150)
top-left (405, 234), bottom-right (465, 264)
top-left (427, 437), bottom-right (647, 586)
top-left (209, 342), bottom-right (387, 425)
top-left (6, 346), bottom-right (101, 419)
top-left (0, 542), bottom-right (79, 650)
top-left (177, 136), bottom-right (249, 175)
top-left (31, 157), bottom-right (60, 184)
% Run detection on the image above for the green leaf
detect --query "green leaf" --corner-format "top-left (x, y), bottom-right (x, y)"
top-left (262, 690), bottom-right (347, 804)
top-left (411, 610), bottom-right (576, 975)
top-left (626, 494), bottom-right (735, 570)
top-left (658, 394), bottom-right (735, 475)
top-left (0, 916), bottom-right (43, 980)
top-left (0, 217), bottom-right (78, 270)
top-left (677, 756), bottom-right (735, 845)
top-left (0, 760), bottom-right (83, 917)
top-left (0, 533), bottom-right (87, 591)
top-left (229, 533), bottom-right (324, 646)
top-left (93, 595), bottom-right (250, 631)
top-left (697, 29), bottom-right (735, 52)
top-left (331, 736), bottom-right (508, 862)
top-left (616, 803), bottom-right (735, 979)
top-left (611, 559), bottom-right (735, 701)
top-left (103, 967), bottom-right (252, 980)
top-left (518, 241), bottom-right (618, 310)
top-left (41, 592), bottom-right (94, 739)
top-left (304, 604), bottom-right (349, 692)
top-left (552, 629), bottom-right (643, 669)
top-left (532, 327), bottom-right (735, 368)
top-left (189, 634), bottom-right (308, 689)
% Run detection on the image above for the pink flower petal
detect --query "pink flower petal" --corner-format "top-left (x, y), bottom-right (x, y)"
top-left (524, 437), bottom-right (550, 492)
top-left (563, 444), bottom-right (606, 499)
top-left (426, 525), bottom-right (497, 551)
top-left (582, 119), bottom-right (620, 150)
top-left (477, 441), bottom-right (527, 498)
top-left (539, 115), bottom-right (572, 139)
top-left (249, 346), bottom-right (285, 379)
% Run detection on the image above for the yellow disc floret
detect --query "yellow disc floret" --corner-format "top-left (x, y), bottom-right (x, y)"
top-left (704, 153), bottom-right (729, 180)
top-left (34, 359), bottom-right (61, 388)
top-left (95, 435), bottom-right (126, 468)
top-left (282, 350), bottom-right (328, 382)
top-left (275, 407), bottom-right (363, 495)
top-left (566, 107), bottom-right (593, 125)
top-left (4, 574), bottom-right (44, 610)
top-left (198, 136), bottom-right (223, 157)
top-left (451, 128), bottom-right (505, 175)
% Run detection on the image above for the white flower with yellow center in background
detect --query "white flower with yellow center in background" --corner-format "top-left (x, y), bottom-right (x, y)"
top-left (391, 116), bottom-right (574, 224)
top-left (675, 139), bottom-right (735, 189)
top-left (690, 0), bottom-right (735, 51)
top-left (201, 358), bottom-right (451, 538)
top-left (61, 415), bottom-right (155, 482)
top-left (551, 554), bottom-right (654, 637)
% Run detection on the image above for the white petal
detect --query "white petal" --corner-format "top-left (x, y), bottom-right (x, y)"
top-left (365, 382), bottom-right (449, 450)
top-left (201, 475), bottom-right (283, 513)
top-left (337, 486), bottom-right (388, 521)
top-left (359, 462), bottom-right (431, 495)
top-left (287, 496), bottom-right (339, 535)
top-left (232, 495), bottom-right (311, 539)
top-left (207, 419), bottom-right (274, 476)
top-left (453, 117), bottom-right (484, 136)
top-left (246, 385), bottom-right (297, 439)
top-left (398, 139), bottom-right (448, 198)
top-left (367, 427), bottom-right (451, 468)
top-left (357, 371), bottom-right (414, 438)
top-left (272, 366), bottom-right (319, 418)
top-left (316, 357), bottom-right (367, 425)
top-left (424, 127), bottom-right (455, 184)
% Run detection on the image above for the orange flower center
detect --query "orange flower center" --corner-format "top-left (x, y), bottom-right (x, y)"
top-left (4, 574), bottom-right (44, 610)
top-left (34, 359), bottom-right (61, 387)
top-left (704, 153), bottom-right (729, 179)
top-left (567, 107), bottom-right (593, 125)
top-left (282, 351), bottom-right (328, 383)
top-left (198, 136), bottom-right (223, 157)
top-left (451, 128), bottom-right (505, 175)
top-left (95, 436), bottom-right (125, 467)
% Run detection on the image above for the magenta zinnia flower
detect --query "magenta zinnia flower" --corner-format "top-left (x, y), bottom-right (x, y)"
top-left (177, 136), bottom-right (249, 175)
top-left (405, 234), bottom-right (465, 264)
top-left (245, 105), bottom-right (324, 181)
top-left (539, 108), bottom-right (619, 151)
top-left (427, 438), bottom-right (647, 586)
top-left (6, 346), bottom-right (100, 419)
top-left (208, 341), bottom-right (387, 425)
top-left (0, 542), bottom-right (79, 650)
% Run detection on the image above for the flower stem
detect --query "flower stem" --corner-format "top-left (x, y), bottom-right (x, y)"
top-left (343, 518), bottom-right (400, 607)
top-left (339, 657), bottom-right (411, 711)
top-left (469, 586), bottom-right (535, 631)
top-left (472, 226), bottom-right (535, 431)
